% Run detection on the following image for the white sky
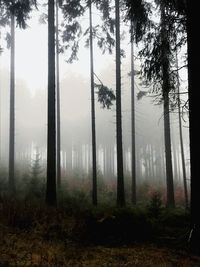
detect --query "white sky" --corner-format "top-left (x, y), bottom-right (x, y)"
top-left (0, 8), bottom-right (117, 95)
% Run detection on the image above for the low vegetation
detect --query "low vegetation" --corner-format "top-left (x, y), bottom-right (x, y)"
top-left (0, 175), bottom-right (199, 266)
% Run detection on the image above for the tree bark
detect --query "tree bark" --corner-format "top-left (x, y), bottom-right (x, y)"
top-left (186, 0), bottom-right (200, 252)
top-left (115, 0), bottom-right (125, 207)
top-left (8, 13), bottom-right (15, 195)
top-left (56, 0), bottom-right (61, 188)
top-left (131, 33), bottom-right (136, 204)
top-left (46, 0), bottom-right (57, 206)
top-left (161, 5), bottom-right (175, 208)
top-left (89, 0), bottom-right (97, 205)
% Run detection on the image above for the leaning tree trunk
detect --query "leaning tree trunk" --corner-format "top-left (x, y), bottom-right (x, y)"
top-left (115, 0), bottom-right (125, 207)
top-left (46, 0), bottom-right (57, 206)
top-left (8, 13), bottom-right (15, 195)
top-left (161, 5), bottom-right (175, 208)
top-left (89, 0), bottom-right (97, 205)
top-left (56, 0), bottom-right (61, 188)
top-left (131, 33), bottom-right (136, 204)
top-left (186, 0), bottom-right (200, 253)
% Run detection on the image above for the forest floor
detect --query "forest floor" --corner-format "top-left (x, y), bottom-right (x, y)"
top-left (1, 218), bottom-right (200, 267)
top-left (0, 226), bottom-right (200, 267)
top-left (1, 196), bottom-right (200, 266)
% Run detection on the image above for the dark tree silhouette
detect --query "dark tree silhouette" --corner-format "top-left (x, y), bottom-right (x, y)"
top-left (130, 28), bottom-right (136, 205)
top-left (115, 0), bottom-right (125, 207)
top-left (89, 0), bottom-right (97, 205)
top-left (160, 4), bottom-right (175, 208)
top-left (186, 0), bottom-right (200, 253)
top-left (56, 0), bottom-right (61, 188)
top-left (46, 0), bottom-right (57, 206)
top-left (8, 13), bottom-right (15, 195)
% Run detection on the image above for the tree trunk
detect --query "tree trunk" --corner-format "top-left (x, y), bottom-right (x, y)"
top-left (186, 0), bottom-right (200, 252)
top-left (8, 13), bottom-right (15, 195)
top-left (56, 0), bottom-right (61, 188)
top-left (46, 0), bottom-right (57, 206)
top-left (89, 0), bottom-right (97, 205)
top-left (175, 52), bottom-right (188, 208)
top-left (161, 5), bottom-right (175, 208)
top-left (163, 93), bottom-right (175, 207)
top-left (131, 33), bottom-right (136, 204)
top-left (115, 0), bottom-right (125, 207)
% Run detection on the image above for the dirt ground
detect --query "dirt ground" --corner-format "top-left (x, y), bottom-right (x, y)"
top-left (1, 228), bottom-right (200, 267)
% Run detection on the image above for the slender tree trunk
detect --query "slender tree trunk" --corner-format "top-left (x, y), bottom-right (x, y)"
top-left (8, 14), bottom-right (15, 195)
top-left (163, 93), bottom-right (175, 207)
top-left (161, 6), bottom-right (175, 208)
top-left (46, 0), bottom-right (57, 206)
top-left (115, 0), bottom-right (125, 207)
top-left (89, 0), bottom-right (97, 205)
top-left (131, 33), bottom-right (136, 204)
top-left (175, 53), bottom-right (188, 208)
top-left (56, 0), bottom-right (61, 188)
top-left (172, 136), bottom-right (178, 181)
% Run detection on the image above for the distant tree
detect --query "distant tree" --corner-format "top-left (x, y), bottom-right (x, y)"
top-left (31, 147), bottom-right (43, 180)
top-left (46, 0), bottom-right (57, 206)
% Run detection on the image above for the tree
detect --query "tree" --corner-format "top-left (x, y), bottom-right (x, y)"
top-left (46, 0), bottom-right (57, 206)
top-left (60, 0), bottom-right (115, 205)
top-left (130, 27), bottom-right (136, 205)
top-left (175, 49), bottom-right (188, 208)
top-left (160, 3), bottom-right (175, 208)
top-left (8, 12), bottom-right (15, 195)
top-left (0, 0), bottom-right (37, 194)
top-left (89, 0), bottom-right (97, 205)
top-left (186, 0), bottom-right (200, 253)
top-left (56, 0), bottom-right (61, 188)
top-left (115, 0), bottom-right (125, 207)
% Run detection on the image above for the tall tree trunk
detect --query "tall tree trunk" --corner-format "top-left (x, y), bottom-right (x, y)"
top-left (131, 32), bottom-right (136, 204)
top-left (161, 5), bottom-right (175, 208)
top-left (8, 13), bottom-right (15, 195)
top-left (175, 51), bottom-right (188, 208)
top-left (186, 0), bottom-right (200, 252)
top-left (163, 93), bottom-right (175, 207)
top-left (89, 0), bottom-right (97, 205)
top-left (115, 0), bottom-right (125, 207)
top-left (56, 0), bottom-right (61, 188)
top-left (46, 0), bottom-right (57, 206)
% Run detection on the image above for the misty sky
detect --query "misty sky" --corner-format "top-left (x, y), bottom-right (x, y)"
top-left (0, 4), bottom-right (190, 177)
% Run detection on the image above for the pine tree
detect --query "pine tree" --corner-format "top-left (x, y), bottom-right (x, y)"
top-left (8, 12), bottom-right (15, 195)
top-left (115, 0), bottom-right (125, 207)
top-left (46, 0), bottom-right (57, 206)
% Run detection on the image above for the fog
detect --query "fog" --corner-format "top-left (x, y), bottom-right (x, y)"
top-left (0, 7), bottom-right (190, 199)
